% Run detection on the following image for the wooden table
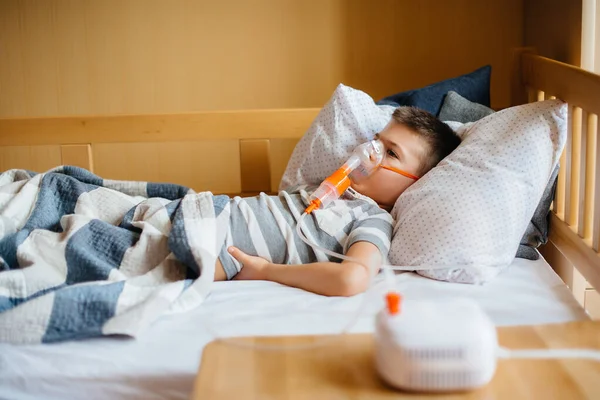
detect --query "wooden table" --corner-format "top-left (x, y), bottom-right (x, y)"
top-left (192, 321), bottom-right (600, 399)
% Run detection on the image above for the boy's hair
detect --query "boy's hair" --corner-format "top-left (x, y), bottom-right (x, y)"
top-left (392, 106), bottom-right (461, 176)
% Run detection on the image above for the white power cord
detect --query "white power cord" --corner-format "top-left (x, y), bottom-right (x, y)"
top-left (498, 347), bottom-right (600, 361)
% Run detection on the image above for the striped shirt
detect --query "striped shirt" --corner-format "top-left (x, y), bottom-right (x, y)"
top-left (217, 185), bottom-right (394, 280)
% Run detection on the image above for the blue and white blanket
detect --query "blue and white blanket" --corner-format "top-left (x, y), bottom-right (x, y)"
top-left (0, 166), bottom-right (229, 344)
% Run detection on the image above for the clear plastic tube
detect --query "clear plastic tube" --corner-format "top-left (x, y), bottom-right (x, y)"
top-left (295, 212), bottom-right (485, 274)
top-left (295, 213), bottom-right (362, 264)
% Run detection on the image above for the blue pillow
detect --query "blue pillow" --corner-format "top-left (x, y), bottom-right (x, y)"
top-left (377, 65), bottom-right (491, 115)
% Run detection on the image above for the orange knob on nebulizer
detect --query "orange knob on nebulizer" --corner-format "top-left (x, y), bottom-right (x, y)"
top-left (386, 292), bottom-right (402, 315)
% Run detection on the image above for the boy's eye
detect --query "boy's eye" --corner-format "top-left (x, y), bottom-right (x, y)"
top-left (387, 149), bottom-right (398, 159)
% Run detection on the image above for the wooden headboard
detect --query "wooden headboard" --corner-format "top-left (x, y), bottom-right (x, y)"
top-left (0, 108), bottom-right (318, 196)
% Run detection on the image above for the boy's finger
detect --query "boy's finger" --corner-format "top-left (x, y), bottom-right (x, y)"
top-left (227, 246), bottom-right (246, 262)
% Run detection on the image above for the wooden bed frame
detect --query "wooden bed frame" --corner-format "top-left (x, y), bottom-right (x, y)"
top-left (510, 49), bottom-right (600, 308)
top-left (1, 49), bottom-right (599, 304)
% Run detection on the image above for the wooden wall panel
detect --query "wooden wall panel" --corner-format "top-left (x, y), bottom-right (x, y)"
top-left (61, 144), bottom-right (93, 171)
top-left (0, 0), bottom-right (523, 118)
top-left (0, 145), bottom-right (61, 172)
top-left (269, 139), bottom-right (300, 192)
top-left (92, 141), bottom-right (241, 194)
top-left (240, 140), bottom-right (271, 194)
top-left (525, 0), bottom-right (582, 66)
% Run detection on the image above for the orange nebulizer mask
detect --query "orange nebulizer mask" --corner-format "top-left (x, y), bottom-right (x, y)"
top-left (305, 139), bottom-right (385, 214)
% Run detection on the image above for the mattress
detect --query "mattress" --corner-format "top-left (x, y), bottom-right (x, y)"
top-left (0, 254), bottom-right (588, 400)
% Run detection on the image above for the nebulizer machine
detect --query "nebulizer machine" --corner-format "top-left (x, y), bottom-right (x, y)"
top-left (215, 138), bottom-right (600, 393)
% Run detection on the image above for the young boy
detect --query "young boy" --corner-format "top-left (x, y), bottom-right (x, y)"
top-left (215, 107), bottom-right (460, 297)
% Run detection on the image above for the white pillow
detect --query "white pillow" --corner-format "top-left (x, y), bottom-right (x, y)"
top-left (389, 100), bottom-right (567, 283)
top-left (279, 84), bottom-right (396, 190)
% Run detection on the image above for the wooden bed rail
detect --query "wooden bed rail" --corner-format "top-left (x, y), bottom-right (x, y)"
top-left (0, 108), bottom-right (319, 195)
top-left (516, 51), bottom-right (600, 292)
top-left (0, 108), bottom-right (319, 146)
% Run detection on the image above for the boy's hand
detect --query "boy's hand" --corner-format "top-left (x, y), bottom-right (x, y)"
top-left (227, 246), bottom-right (270, 281)
top-left (226, 242), bottom-right (380, 296)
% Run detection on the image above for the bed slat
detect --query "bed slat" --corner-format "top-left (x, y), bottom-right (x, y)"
top-left (537, 90), bottom-right (545, 102)
top-left (594, 120), bottom-right (600, 251)
top-left (553, 95), bottom-right (566, 216)
top-left (578, 111), bottom-right (589, 238)
top-left (569, 107), bottom-right (582, 229)
top-left (555, 150), bottom-right (567, 216)
top-left (562, 105), bottom-right (574, 222)
top-left (585, 114), bottom-right (597, 241)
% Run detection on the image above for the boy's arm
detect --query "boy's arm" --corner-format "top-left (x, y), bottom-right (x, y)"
top-left (227, 241), bottom-right (382, 297)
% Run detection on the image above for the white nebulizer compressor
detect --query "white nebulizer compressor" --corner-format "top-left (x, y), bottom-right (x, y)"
top-left (374, 295), bottom-right (498, 392)
top-left (372, 292), bottom-right (600, 393)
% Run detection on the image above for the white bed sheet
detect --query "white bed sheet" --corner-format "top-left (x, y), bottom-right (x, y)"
top-left (0, 255), bottom-right (588, 400)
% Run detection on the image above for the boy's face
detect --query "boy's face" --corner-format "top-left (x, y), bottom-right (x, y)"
top-left (351, 121), bottom-right (427, 210)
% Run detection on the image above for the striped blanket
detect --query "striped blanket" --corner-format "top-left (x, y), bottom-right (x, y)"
top-left (0, 167), bottom-right (228, 344)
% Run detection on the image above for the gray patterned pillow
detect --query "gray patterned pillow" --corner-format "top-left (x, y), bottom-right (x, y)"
top-left (438, 91), bottom-right (495, 123)
top-left (516, 165), bottom-right (559, 260)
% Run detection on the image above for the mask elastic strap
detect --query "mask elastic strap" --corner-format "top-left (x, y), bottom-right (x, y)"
top-left (379, 165), bottom-right (419, 180)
